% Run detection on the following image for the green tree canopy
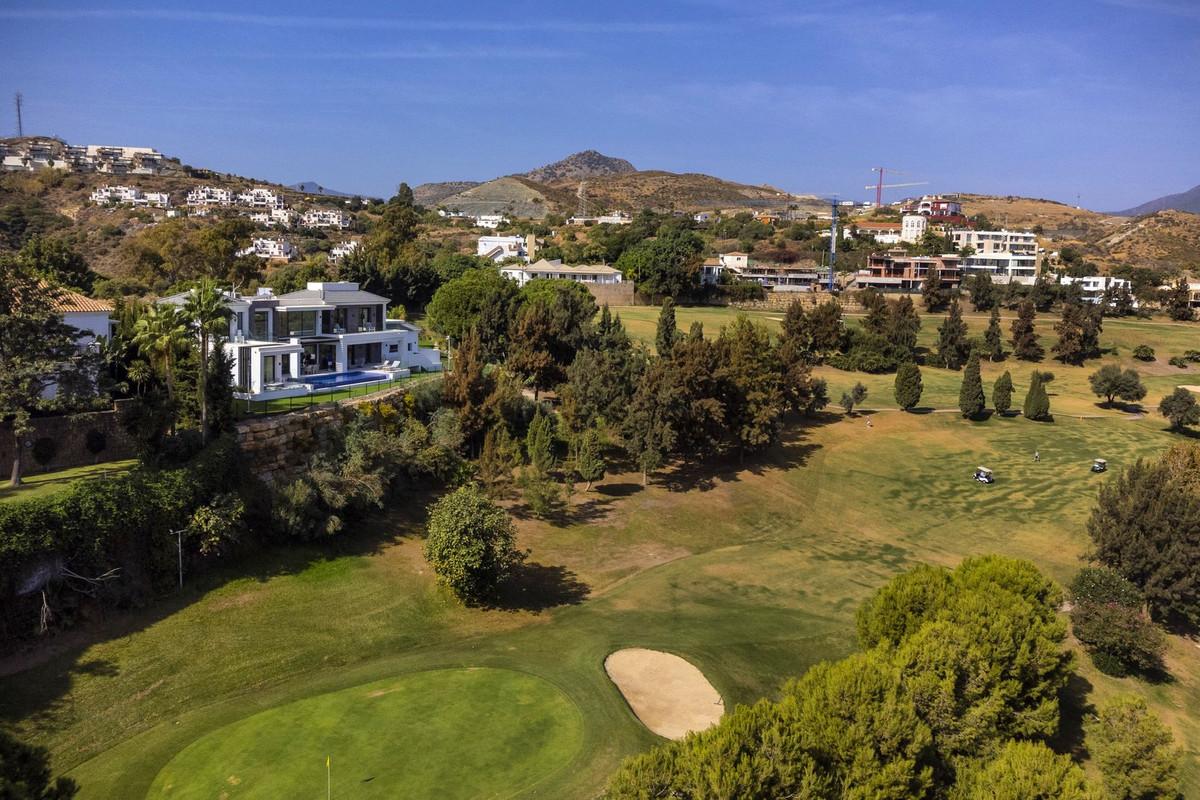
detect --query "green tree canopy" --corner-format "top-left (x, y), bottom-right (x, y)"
top-left (958, 351), bottom-right (985, 418)
top-left (993, 370), bottom-right (1014, 414)
top-left (894, 362), bottom-right (923, 411)
top-left (0, 729), bottom-right (78, 799)
top-left (1023, 372), bottom-right (1051, 421)
top-left (422, 484), bottom-right (523, 603)
top-left (1158, 387), bottom-right (1199, 432)
top-left (1087, 365), bottom-right (1146, 408)
top-left (1010, 299), bottom-right (1043, 361)
top-left (948, 740), bottom-right (1096, 800)
top-left (935, 299), bottom-right (970, 370)
top-left (1084, 696), bottom-right (1180, 800)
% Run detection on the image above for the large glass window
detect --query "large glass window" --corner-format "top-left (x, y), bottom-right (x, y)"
top-left (282, 310), bottom-right (317, 337)
top-left (250, 310), bottom-right (269, 340)
top-left (263, 355), bottom-right (276, 384)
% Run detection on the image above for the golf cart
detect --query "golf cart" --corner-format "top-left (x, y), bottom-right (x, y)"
top-left (1091, 458), bottom-right (1107, 473)
top-left (974, 466), bottom-right (994, 484)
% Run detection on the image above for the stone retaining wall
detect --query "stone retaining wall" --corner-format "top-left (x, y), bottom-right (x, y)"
top-left (234, 378), bottom-right (439, 485)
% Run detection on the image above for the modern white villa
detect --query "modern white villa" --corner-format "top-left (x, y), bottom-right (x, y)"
top-left (43, 286), bottom-right (115, 400)
top-left (160, 282), bottom-right (442, 400)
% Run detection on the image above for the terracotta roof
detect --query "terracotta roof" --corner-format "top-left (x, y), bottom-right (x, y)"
top-left (39, 282), bottom-right (113, 313)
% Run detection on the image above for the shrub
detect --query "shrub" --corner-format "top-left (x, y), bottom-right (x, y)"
top-left (1071, 600), bottom-right (1166, 676)
top-left (1069, 566), bottom-right (1142, 608)
top-left (1167, 355), bottom-right (1187, 368)
top-left (84, 429), bottom-right (107, 456)
top-left (423, 484), bottom-right (524, 603)
top-left (1184, 349), bottom-right (1200, 362)
top-left (30, 437), bottom-right (58, 466)
top-left (1132, 344), bottom-right (1155, 361)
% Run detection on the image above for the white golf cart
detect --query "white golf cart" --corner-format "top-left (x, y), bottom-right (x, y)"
top-left (974, 466), bottom-right (995, 484)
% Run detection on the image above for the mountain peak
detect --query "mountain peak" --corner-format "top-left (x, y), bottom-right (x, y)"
top-left (1108, 183), bottom-right (1200, 216)
top-left (516, 150), bottom-right (637, 183)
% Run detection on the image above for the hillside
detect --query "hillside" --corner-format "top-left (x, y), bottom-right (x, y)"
top-left (515, 150), bottom-right (636, 183)
top-left (435, 176), bottom-right (576, 219)
top-left (955, 193), bottom-right (1118, 238)
top-left (412, 181), bottom-right (482, 207)
top-left (1093, 210), bottom-right (1200, 270)
top-left (547, 170), bottom-right (795, 213)
top-left (287, 181), bottom-right (354, 198)
top-left (1109, 183), bottom-right (1200, 217)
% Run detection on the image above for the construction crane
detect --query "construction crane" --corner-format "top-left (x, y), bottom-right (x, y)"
top-left (867, 167), bottom-right (927, 207)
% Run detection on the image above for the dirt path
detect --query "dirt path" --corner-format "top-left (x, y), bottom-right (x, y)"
top-left (604, 648), bottom-right (724, 739)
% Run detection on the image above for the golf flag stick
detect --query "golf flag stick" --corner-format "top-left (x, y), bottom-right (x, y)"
top-left (327, 756), bottom-right (331, 800)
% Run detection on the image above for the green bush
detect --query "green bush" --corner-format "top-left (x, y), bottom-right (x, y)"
top-left (31, 437), bottom-right (58, 465)
top-left (1069, 566), bottom-right (1142, 608)
top-left (1071, 600), bottom-right (1166, 676)
top-left (1132, 344), bottom-right (1155, 361)
top-left (1168, 355), bottom-right (1187, 368)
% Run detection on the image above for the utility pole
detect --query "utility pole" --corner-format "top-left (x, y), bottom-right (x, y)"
top-left (14, 92), bottom-right (23, 138)
top-left (170, 528), bottom-right (186, 588)
top-left (828, 201), bottom-right (837, 292)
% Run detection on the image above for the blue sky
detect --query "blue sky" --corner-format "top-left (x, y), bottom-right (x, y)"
top-left (1, 0), bottom-right (1198, 210)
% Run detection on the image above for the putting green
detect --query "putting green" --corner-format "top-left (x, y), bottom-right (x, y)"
top-left (147, 668), bottom-right (583, 799)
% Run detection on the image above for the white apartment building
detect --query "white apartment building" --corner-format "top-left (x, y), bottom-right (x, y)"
top-left (90, 185), bottom-right (143, 205)
top-left (187, 186), bottom-right (235, 207)
top-left (238, 238), bottom-right (296, 260)
top-left (500, 259), bottom-right (622, 287)
top-left (249, 207), bottom-right (296, 227)
top-left (477, 235), bottom-right (529, 263)
top-left (89, 186), bottom-right (172, 208)
top-left (952, 228), bottom-right (1040, 285)
top-left (1055, 275), bottom-right (1138, 307)
top-left (330, 240), bottom-right (361, 262)
top-left (474, 214), bottom-right (508, 229)
top-left (237, 188), bottom-right (285, 209)
top-left (1, 140), bottom-right (167, 175)
top-left (900, 214), bottom-right (928, 243)
top-left (300, 209), bottom-right (350, 229)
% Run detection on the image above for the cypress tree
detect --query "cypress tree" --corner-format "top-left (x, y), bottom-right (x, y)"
top-left (526, 408), bottom-right (555, 472)
top-left (894, 362), bottom-right (923, 411)
top-left (936, 299), bottom-right (970, 370)
top-left (576, 428), bottom-right (605, 491)
top-left (959, 351), bottom-right (985, 419)
top-left (655, 297), bottom-right (681, 357)
top-left (1023, 373), bottom-right (1051, 421)
top-left (992, 370), bottom-right (1014, 414)
top-left (922, 264), bottom-right (947, 312)
top-left (1010, 299), bottom-right (1043, 361)
top-left (984, 307), bottom-right (1004, 361)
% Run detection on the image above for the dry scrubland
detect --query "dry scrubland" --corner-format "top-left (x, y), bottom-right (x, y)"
top-left (1, 305), bottom-right (1198, 797)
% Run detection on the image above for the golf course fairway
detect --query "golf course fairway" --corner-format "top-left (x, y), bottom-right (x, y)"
top-left (147, 668), bottom-right (583, 799)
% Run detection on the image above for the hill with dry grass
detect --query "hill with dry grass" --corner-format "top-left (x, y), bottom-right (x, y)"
top-left (515, 150), bottom-right (635, 183)
top-left (1093, 210), bottom-right (1200, 270)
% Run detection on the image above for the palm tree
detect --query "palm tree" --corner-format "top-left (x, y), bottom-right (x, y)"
top-left (127, 359), bottom-right (152, 397)
top-left (133, 303), bottom-right (189, 404)
top-left (184, 280), bottom-right (231, 440)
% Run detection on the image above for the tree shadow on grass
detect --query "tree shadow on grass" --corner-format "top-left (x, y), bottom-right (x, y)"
top-left (1052, 671), bottom-right (1096, 764)
top-left (487, 561), bottom-right (589, 614)
top-left (660, 412), bottom-right (835, 493)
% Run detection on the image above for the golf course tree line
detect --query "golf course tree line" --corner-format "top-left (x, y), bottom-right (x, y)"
top-left (605, 556), bottom-right (1181, 800)
top-left (0, 728), bottom-right (77, 799)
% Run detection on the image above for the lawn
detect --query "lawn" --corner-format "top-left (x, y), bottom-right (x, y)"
top-left (0, 460), bottom-right (136, 505)
top-left (148, 668), bottom-right (583, 799)
top-left (2, 303), bottom-right (1199, 798)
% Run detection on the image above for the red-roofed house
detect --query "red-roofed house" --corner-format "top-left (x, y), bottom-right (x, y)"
top-left (44, 285), bottom-right (114, 399)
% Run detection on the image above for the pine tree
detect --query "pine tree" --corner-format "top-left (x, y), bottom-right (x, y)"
top-left (992, 371), bottom-right (1014, 414)
top-left (655, 297), bottom-right (682, 356)
top-left (984, 306), bottom-right (1004, 361)
top-left (576, 428), bottom-right (605, 491)
top-left (1163, 278), bottom-right (1194, 321)
top-left (525, 408), bottom-right (555, 472)
top-left (478, 425), bottom-right (521, 498)
top-left (888, 295), bottom-right (921, 360)
top-left (936, 299), bottom-right (970, 370)
top-left (1023, 373), bottom-right (1051, 421)
top-left (893, 362), bottom-right (923, 411)
top-left (968, 272), bottom-right (995, 311)
top-left (1051, 303), bottom-right (1088, 364)
top-left (958, 351), bottom-right (985, 419)
top-left (1010, 299), bottom-right (1043, 361)
top-left (922, 264), bottom-right (948, 312)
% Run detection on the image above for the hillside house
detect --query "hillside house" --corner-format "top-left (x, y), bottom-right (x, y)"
top-left (239, 238), bottom-right (296, 261)
top-left (1055, 275), bottom-right (1138, 307)
top-left (597, 212), bottom-right (633, 225)
top-left (187, 186), bottom-right (234, 207)
top-left (249, 208), bottom-right (296, 227)
top-left (300, 209), bottom-right (350, 229)
top-left (702, 252), bottom-right (829, 291)
top-left (42, 286), bottom-right (114, 400)
top-left (1, 140), bottom-right (167, 174)
top-left (237, 188), bottom-right (285, 209)
top-left (901, 195), bottom-right (966, 223)
top-left (474, 214), bottom-right (507, 229)
top-left (857, 251), bottom-right (962, 291)
top-left (900, 214), bottom-right (928, 243)
top-left (330, 240), bottom-right (361, 262)
top-left (500, 259), bottom-right (622, 287)
top-left (477, 235), bottom-right (530, 263)
top-left (159, 282), bottom-right (442, 399)
top-left (849, 221), bottom-right (902, 244)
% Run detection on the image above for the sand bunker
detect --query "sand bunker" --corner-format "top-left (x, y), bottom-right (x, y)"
top-left (1180, 385), bottom-right (1200, 393)
top-left (605, 648), bottom-right (724, 739)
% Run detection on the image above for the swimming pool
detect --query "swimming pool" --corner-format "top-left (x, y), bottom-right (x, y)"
top-left (305, 370), bottom-right (391, 388)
